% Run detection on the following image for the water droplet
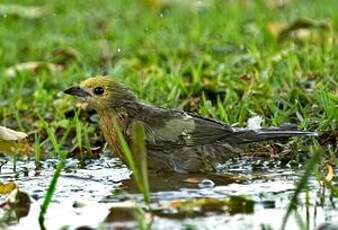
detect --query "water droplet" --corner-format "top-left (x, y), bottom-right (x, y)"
top-left (117, 48), bottom-right (121, 53)
top-left (198, 179), bottom-right (215, 188)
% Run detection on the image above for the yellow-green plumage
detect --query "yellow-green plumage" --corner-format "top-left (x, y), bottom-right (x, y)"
top-left (64, 76), bottom-right (317, 173)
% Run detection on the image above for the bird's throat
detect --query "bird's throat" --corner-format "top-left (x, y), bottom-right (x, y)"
top-left (97, 110), bottom-right (130, 163)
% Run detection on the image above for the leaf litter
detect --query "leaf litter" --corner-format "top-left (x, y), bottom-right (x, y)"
top-left (267, 17), bottom-right (334, 43)
top-left (5, 62), bottom-right (64, 78)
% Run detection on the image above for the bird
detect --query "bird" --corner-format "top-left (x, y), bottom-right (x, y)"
top-left (64, 76), bottom-right (317, 173)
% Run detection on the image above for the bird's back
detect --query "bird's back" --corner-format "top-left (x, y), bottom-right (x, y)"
top-left (129, 104), bottom-right (316, 173)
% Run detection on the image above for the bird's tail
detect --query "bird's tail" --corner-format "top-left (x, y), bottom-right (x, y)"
top-left (230, 127), bottom-right (318, 144)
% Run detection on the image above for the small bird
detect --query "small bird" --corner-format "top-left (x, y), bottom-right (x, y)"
top-left (64, 76), bottom-right (317, 173)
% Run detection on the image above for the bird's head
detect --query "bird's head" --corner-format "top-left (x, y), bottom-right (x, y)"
top-left (64, 76), bottom-right (137, 112)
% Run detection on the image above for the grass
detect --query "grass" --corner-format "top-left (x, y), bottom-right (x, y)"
top-left (281, 140), bottom-right (323, 230)
top-left (38, 120), bottom-right (67, 223)
top-left (113, 118), bottom-right (150, 204)
top-left (0, 0), bottom-right (337, 228)
top-left (0, 0), bottom-right (336, 131)
top-left (34, 132), bottom-right (41, 168)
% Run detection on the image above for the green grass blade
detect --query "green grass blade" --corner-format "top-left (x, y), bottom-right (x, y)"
top-left (281, 141), bottom-right (323, 230)
top-left (34, 132), bottom-right (41, 168)
top-left (113, 117), bottom-right (150, 204)
top-left (131, 121), bottom-right (150, 203)
top-left (39, 122), bottom-right (67, 222)
top-left (38, 151), bottom-right (66, 222)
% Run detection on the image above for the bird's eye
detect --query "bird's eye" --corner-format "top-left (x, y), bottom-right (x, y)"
top-left (93, 87), bottom-right (104, 95)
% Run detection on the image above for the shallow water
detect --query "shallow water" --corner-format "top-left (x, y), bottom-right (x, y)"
top-left (0, 156), bottom-right (337, 230)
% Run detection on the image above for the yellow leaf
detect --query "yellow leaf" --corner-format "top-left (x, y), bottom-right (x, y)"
top-left (267, 21), bottom-right (287, 38)
top-left (267, 18), bottom-right (332, 43)
top-left (0, 126), bottom-right (33, 156)
top-left (0, 182), bottom-right (17, 195)
top-left (325, 164), bottom-right (334, 183)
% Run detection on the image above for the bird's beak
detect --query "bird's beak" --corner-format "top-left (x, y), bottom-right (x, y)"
top-left (64, 86), bottom-right (92, 97)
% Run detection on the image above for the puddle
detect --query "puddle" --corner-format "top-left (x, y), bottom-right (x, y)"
top-left (0, 156), bottom-right (337, 230)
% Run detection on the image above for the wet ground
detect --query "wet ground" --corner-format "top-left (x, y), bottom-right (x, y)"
top-left (0, 156), bottom-right (337, 230)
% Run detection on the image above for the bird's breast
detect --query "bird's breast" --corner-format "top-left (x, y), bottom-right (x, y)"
top-left (98, 111), bottom-right (130, 162)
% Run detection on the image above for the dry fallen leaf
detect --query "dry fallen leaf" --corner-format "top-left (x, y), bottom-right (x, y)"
top-left (0, 126), bottom-right (27, 141)
top-left (267, 21), bottom-right (287, 38)
top-left (324, 164), bottom-right (334, 183)
top-left (0, 182), bottom-right (17, 195)
top-left (0, 187), bottom-right (31, 221)
top-left (267, 18), bottom-right (332, 43)
top-left (0, 126), bottom-right (33, 155)
top-left (5, 61), bottom-right (63, 78)
top-left (0, 4), bottom-right (47, 19)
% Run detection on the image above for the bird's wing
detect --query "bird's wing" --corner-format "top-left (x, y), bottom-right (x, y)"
top-left (134, 106), bottom-right (234, 149)
top-left (130, 105), bottom-right (317, 150)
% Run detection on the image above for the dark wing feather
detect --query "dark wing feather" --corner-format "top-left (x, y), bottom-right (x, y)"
top-left (134, 105), bottom-right (234, 149)
top-left (132, 104), bottom-right (317, 150)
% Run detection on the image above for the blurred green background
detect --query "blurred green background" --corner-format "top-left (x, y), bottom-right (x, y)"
top-left (0, 0), bottom-right (337, 134)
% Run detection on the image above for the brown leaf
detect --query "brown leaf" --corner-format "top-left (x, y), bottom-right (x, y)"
top-left (0, 188), bottom-right (31, 221)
